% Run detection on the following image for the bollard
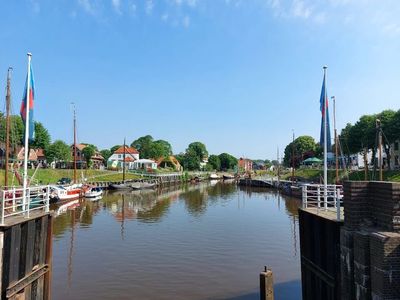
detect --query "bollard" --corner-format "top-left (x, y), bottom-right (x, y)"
top-left (260, 266), bottom-right (274, 300)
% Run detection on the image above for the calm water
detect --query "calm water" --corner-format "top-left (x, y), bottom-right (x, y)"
top-left (51, 182), bottom-right (302, 300)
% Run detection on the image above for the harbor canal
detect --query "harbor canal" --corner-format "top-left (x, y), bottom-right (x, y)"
top-left (51, 182), bottom-right (302, 300)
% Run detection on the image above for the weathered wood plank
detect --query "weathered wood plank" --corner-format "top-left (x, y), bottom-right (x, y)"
top-left (30, 279), bottom-right (38, 300)
top-left (39, 216), bottom-right (48, 265)
top-left (9, 225), bottom-right (21, 285)
top-left (18, 222), bottom-right (28, 279)
top-left (36, 277), bottom-right (44, 300)
top-left (24, 284), bottom-right (32, 300)
top-left (44, 216), bottom-right (53, 300)
top-left (25, 220), bottom-right (36, 276)
top-left (2, 228), bottom-right (11, 299)
top-left (33, 219), bottom-right (41, 268)
top-left (0, 231), bottom-right (4, 297)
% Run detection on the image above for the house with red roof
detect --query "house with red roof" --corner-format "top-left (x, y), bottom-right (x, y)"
top-left (238, 158), bottom-right (253, 173)
top-left (70, 143), bottom-right (105, 169)
top-left (107, 145), bottom-right (139, 170)
top-left (17, 147), bottom-right (47, 167)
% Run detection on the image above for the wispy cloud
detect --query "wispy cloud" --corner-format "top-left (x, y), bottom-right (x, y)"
top-left (111, 0), bottom-right (122, 14)
top-left (78, 0), bottom-right (95, 15)
top-left (265, 0), bottom-right (400, 35)
top-left (182, 15), bottom-right (190, 27)
top-left (291, 0), bottom-right (312, 19)
top-left (145, 0), bottom-right (154, 15)
top-left (30, 0), bottom-right (40, 14)
top-left (161, 13), bottom-right (169, 21)
top-left (172, 0), bottom-right (197, 7)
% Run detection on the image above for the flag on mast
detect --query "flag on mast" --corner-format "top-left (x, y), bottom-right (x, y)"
top-left (319, 72), bottom-right (331, 150)
top-left (20, 63), bottom-right (35, 141)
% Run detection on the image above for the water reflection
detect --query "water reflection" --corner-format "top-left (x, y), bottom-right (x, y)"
top-left (51, 182), bottom-right (302, 300)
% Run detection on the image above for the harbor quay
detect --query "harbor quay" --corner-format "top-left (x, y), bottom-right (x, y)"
top-left (299, 181), bottom-right (400, 300)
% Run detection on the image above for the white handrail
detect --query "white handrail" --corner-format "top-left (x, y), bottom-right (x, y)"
top-left (302, 184), bottom-right (343, 220)
top-left (0, 185), bottom-right (50, 225)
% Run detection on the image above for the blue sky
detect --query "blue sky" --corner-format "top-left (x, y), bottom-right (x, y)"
top-left (0, 0), bottom-right (399, 159)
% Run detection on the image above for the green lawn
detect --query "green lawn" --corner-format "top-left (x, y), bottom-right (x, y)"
top-left (0, 169), bottom-right (140, 186)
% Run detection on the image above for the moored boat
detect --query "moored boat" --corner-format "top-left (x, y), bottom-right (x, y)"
top-left (223, 174), bottom-right (235, 180)
top-left (209, 174), bottom-right (221, 180)
top-left (49, 184), bottom-right (83, 203)
top-left (130, 182), bottom-right (156, 190)
top-left (84, 186), bottom-right (103, 198)
top-left (109, 183), bottom-right (132, 190)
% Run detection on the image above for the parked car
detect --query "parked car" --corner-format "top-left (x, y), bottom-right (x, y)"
top-left (57, 177), bottom-right (72, 185)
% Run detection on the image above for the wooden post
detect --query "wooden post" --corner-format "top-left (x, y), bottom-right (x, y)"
top-left (260, 266), bottom-right (274, 300)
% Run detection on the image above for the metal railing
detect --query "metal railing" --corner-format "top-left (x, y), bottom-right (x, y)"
top-left (302, 184), bottom-right (343, 220)
top-left (0, 185), bottom-right (50, 225)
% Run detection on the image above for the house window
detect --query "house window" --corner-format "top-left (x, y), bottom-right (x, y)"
top-left (395, 142), bottom-right (399, 151)
top-left (395, 155), bottom-right (399, 166)
top-left (118, 154), bottom-right (122, 159)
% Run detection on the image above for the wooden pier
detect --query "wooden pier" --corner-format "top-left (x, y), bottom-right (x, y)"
top-left (299, 181), bottom-right (400, 300)
top-left (0, 187), bottom-right (52, 300)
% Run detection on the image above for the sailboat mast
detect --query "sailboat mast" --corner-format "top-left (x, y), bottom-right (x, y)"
top-left (291, 130), bottom-right (295, 184)
top-left (22, 53), bottom-right (32, 204)
top-left (5, 67), bottom-right (12, 187)
top-left (333, 96), bottom-right (338, 183)
top-left (123, 138), bottom-right (126, 182)
top-left (73, 105), bottom-right (77, 183)
top-left (277, 146), bottom-right (280, 182)
top-left (377, 119), bottom-right (383, 181)
top-left (323, 66), bottom-right (328, 206)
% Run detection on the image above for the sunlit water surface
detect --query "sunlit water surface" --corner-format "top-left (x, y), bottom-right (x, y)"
top-left (51, 182), bottom-right (301, 300)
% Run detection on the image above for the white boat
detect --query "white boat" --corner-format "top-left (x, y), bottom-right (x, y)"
top-left (85, 187), bottom-right (103, 198)
top-left (49, 184), bottom-right (83, 203)
top-left (55, 199), bottom-right (80, 216)
top-left (130, 182), bottom-right (156, 190)
top-left (209, 173), bottom-right (221, 180)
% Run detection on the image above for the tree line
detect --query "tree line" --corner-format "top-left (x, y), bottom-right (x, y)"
top-left (0, 116), bottom-right (239, 171)
top-left (339, 109), bottom-right (400, 169)
top-left (282, 109), bottom-right (400, 169)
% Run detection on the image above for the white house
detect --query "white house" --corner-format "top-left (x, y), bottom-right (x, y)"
top-left (390, 139), bottom-right (400, 170)
top-left (339, 149), bottom-right (387, 170)
top-left (107, 145), bottom-right (139, 170)
top-left (133, 159), bottom-right (158, 170)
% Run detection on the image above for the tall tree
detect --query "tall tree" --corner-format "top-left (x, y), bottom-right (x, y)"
top-left (283, 135), bottom-right (317, 167)
top-left (148, 140), bottom-right (173, 159)
top-left (131, 135), bottom-right (154, 158)
top-left (208, 154), bottom-right (221, 171)
top-left (110, 145), bottom-right (121, 154)
top-left (184, 148), bottom-right (201, 170)
top-left (100, 149), bottom-right (112, 161)
top-left (31, 121), bottom-right (51, 151)
top-left (82, 145), bottom-right (96, 168)
top-left (46, 140), bottom-right (71, 163)
top-left (187, 142), bottom-right (208, 162)
top-left (218, 153), bottom-right (237, 171)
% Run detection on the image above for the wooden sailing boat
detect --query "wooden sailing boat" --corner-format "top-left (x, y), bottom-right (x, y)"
top-left (49, 105), bottom-right (83, 202)
top-left (109, 139), bottom-right (132, 190)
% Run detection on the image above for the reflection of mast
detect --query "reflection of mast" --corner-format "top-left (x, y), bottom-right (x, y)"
top-left (68, 209), bottom-right (76, 288)
top-left (121, 194), bottom-right (125, 240)
top-left (278, 192), bottom-right (281, 210)
top-left (292, 215), bottom-right (297, 257)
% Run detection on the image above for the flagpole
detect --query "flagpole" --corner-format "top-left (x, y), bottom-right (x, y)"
top-left (323, 65), bottom-right (328, 209)
top-left (22, 53), bottom-right (32, 209)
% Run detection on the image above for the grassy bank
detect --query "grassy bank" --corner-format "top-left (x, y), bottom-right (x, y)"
top-left (0, 169), bottom-right (140, 186)
top-left (280, 168), bottom-right (400, 183)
